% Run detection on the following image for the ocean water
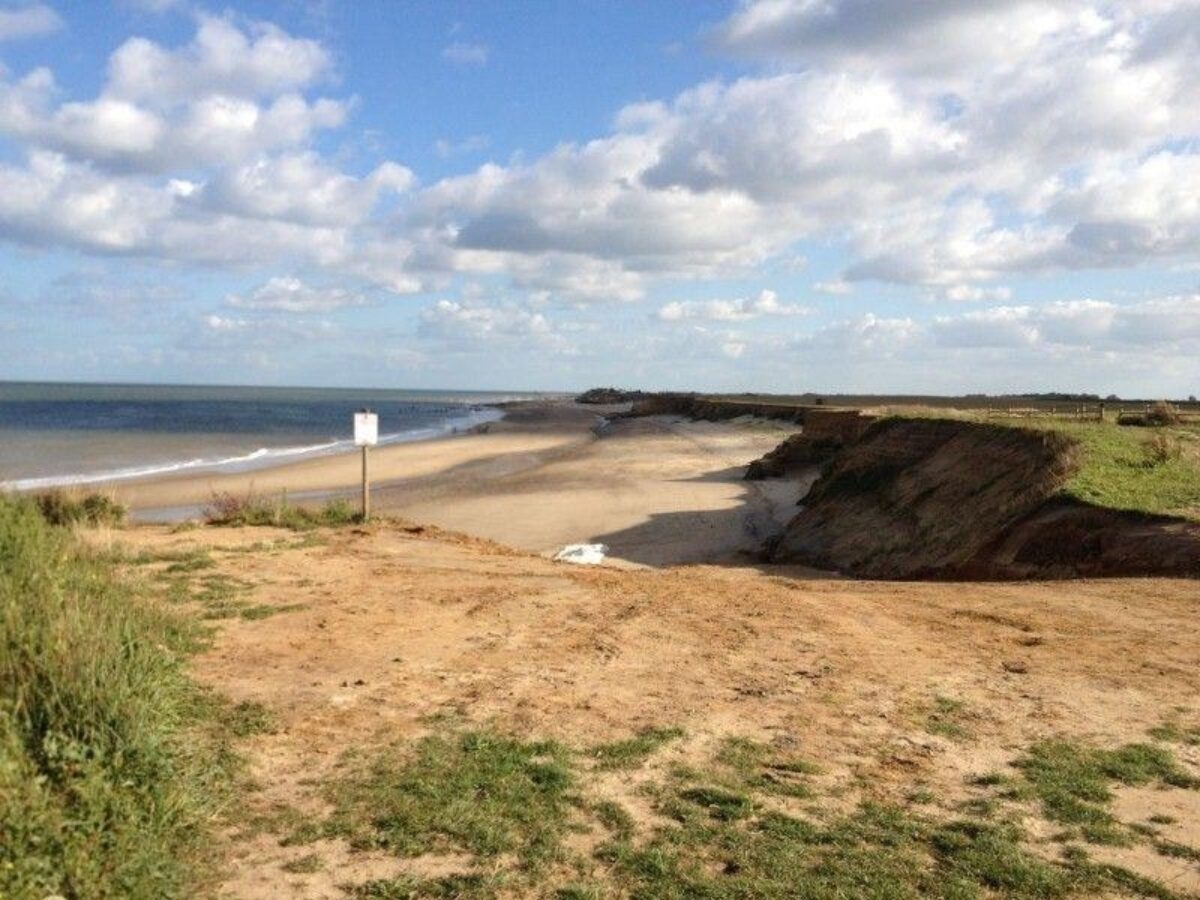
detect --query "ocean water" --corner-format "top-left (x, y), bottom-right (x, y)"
top-left (0, 382), bottom-right (550, 491)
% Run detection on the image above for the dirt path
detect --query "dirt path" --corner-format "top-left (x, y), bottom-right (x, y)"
top-left (104, 523), bottom-right (1200, 898)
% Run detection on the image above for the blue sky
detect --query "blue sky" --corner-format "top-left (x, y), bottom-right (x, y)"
top-left (0, 0), bottom-right (1198, 396)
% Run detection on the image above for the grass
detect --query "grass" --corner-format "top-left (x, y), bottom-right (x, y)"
top-left (323, 731), bottom-right (577, 869)
top-left (324, 727), bottom-right (1187, 899)
top-left (925, 696), bottom-right (972, 741)
top-left (1013, 740), bottom-right (1200, 845)
top-left (0, 496), bottom-right (240, 898)
top-left (598, 746), bottom-right (1176, 899)
top-left (586, 726), bottom-right (684, 770)
top-left (205, 491), bottom-right (361, 530)
top-left (280, 852), bottom-right (325, 874)
top-left (156, 566), bottom-right (302, 622)
top-left (712, 735), bottom-right (820, 798)
top-left (1149, 719), bottom-right (1200, 746)
top-left (991, 418), bottom-right (1200, 519)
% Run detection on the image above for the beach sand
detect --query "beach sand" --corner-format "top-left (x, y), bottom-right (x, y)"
top-left (112, 400), bottom-right (808, 566)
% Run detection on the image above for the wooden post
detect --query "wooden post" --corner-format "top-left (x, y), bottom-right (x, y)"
top-left (361, 444), bottom-right (370, 522)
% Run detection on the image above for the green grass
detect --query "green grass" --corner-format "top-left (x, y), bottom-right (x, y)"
top-left (280, 852), bottom-right (325, 874)
top-left (925, 696), bottom-right (972, 741)
top-left (993, 419), bottom-right (1200, 519)
top-left (1149, 719), bottom-right (1200, 746)
top-left (309, 726), bottom-right (1189, 900)
top-left (591, 799), bottom-right (635, 839)
top-left (1013, 740), bottom-right (1200, 845)
top-left (712, 735), bottom-right (820, 798)
top-left (205, 492), bottom-right (361, 530)
top-left (323, 731), bottom-right (577, 868)
top-left (598, 749), bottom-right (1177, 899)
top-left (586, 726), bottom-right (684, 770)
top-left (0, 496), bottom-right (240, 898)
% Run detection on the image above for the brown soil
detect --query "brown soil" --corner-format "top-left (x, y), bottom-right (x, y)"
top-left (100, 521), bottom-right (1200, 898)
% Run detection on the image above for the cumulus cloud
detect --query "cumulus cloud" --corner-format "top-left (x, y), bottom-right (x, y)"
top-left (419, 299), bottom-right (575, 353)
top-left (226, 276), bottom-right (370, 312)
top-left (658, 289), bottom-right (810, 321)
top-left (799, 313), bottom-right (923, 354)
top-left (400, 0), bottom-right (1200, 297)
top-left (932, 295), bottom-right (1200, 349)
top-left (107, 15), bottom-right (331, 105)
top-left (712, 0), bottom-right (1080, 78)
top-left (196, 153), bottom-right (413, 227)
top-left (813, 279), bottom-right (853, 295)
top-left (0, 3), bottom-right (60, 41)
top-left (0, 15), bottom-right (420, 290)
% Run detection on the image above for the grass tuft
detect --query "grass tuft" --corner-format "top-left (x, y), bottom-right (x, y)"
top-left (925, 696), bottom-right (972, 740)
top-left (205, 491), bottom-right (360, 530)
top-left (586, 726), bottom-right (684, 770)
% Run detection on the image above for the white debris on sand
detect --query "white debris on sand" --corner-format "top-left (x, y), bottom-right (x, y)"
top-left (553, 543), bottom-right (609, 565)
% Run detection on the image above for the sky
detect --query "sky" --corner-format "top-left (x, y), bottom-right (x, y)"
top-left (0, 0), bottom-right (1198, 396)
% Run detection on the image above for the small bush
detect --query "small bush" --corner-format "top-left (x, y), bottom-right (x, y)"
top-left (1141, 433), bottom-right (1182, 467)
top-left (1146, 401), bottom-right (1182, 427)
top-left (204, 491), bottom-right (359, 530)
top-left (32, 490), bottom-right (126, 527)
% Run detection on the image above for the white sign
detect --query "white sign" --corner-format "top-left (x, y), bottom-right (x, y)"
top-left (354, 411), bottom-right (378, 447)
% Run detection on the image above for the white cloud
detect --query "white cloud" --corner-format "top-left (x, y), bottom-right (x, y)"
top-left (203, 313), bottom-right (248, 332)
top-left (0, 3), bottom-right (60, 41)
top-left (931, 294), bottom-right (1200, 349)
top-left (721, 341), bottom-right (746, 359)
top-left (226, 276), bottom-right (370, 312)
top-left (108, 15), bottom-right (331, 105)
top-left (658, 289), bottom-right (810, 322)
top-left (813, 279), bottom-right (853, 295)
top-left (418, 299), bottom-right (574, 353)
top-left (940, 284), bottom-right (1013, 302)
top-left (441, 41), bottom-right (488, 66)
top-left (402, 0), bottom-right (1200, 296)
top-left (196, 153), bottom-right (413, 227)
top-left (0, 16), bottom-right (420, 291)
top-left (713, 0), bottom-right (1082, 78)
top-left (799, 313), bottom-right (923, 354)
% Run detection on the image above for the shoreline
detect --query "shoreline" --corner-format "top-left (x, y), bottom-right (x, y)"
top-left (1, 405), bottom-right (507, 494)
top-left (105, 399), bottom-right (805, 566)
top-left (102, 400), bottom-right (595, 517)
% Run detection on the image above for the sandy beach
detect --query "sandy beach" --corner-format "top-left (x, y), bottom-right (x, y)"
top-left (110, 400), bottom-right (807, 566)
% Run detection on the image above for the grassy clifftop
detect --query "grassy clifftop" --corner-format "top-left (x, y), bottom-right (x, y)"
top-left (997, 419), bottom-right (1200, 521)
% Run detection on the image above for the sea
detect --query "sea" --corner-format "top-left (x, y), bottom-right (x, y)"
top-left (0, 381), bottom-right (552, 491)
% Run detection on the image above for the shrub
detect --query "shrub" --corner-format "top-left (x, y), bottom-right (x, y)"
top-left (32, 490), bottom-right (126, 527)
top-left (0, 497), bottom-right (226, 898)
top-left (204, 491), bottom-right (359, 529)
top-left (1146, 401), bottom-right (1182, 427)
top-left (1141, 433), bottom-right (1182, 467)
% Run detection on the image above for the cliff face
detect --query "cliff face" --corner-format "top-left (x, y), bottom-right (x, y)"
top-left (769, 417), bottom-right (1200, 579)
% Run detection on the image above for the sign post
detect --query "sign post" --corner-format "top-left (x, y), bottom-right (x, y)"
top-left (354, 409), bottom-right (378, 521)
